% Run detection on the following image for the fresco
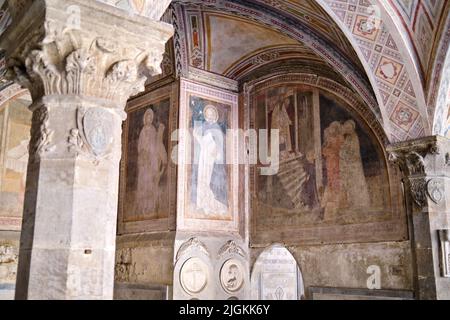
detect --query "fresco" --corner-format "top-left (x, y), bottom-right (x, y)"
top-left (0, 97), bottom-right (31, 231)
top-left (123, 98), bottom-right (170, 222)
top-left (187, 95), bottom-right (232, 221)
top-left (177, 79), bottom-right (239, 232)
top-left (252, 85), bottom-right (395, 243)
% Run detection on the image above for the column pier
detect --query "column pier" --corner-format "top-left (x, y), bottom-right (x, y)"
top-left (0, 0), bottom-right (173, 299)
top-left (388, 136), bottom-right (450, 300)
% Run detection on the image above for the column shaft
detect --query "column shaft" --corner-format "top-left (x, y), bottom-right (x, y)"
top-left (1, 0), bottom-right (173, 299)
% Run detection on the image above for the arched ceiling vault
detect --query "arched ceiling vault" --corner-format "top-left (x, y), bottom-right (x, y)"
top-left (314, 0), bottom-right (430, 142)
top-left (1, 0), bottom-right (449, 142)
top-left (171, 1), bottom-right (382, 124)
top-left (427, 9), bottom-right (450, 136)
top-left (96, 0), bottom-right (445, 142)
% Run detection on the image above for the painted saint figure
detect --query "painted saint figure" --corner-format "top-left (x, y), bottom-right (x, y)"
top-left (193, 105), bottom-right (228, 216)
top-left (135, 109), bottom-right (167, 217)
top-left (271, 96), bottom-right (293, 155)
top-left (339, 120), bottom-right (370, 208)
top-left (322, 121), bottom-right (344, 220)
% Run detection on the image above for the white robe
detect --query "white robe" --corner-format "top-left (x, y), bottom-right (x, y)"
top-left (195, 131), bottom-right (228, 216)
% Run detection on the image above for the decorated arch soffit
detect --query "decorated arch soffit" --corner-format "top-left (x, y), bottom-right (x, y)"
top-left (1, 0), bottom-right (448, 143)
top-left (170, 0), bottom-right (441, 142)
top-left (380, 0), bottom-right (450, 137)
top-left (171, 1), bottom-right (383, 128)
top-left (428, 9), bottom-right (450, 137)
top-left (386, 0), bottom-right (450, 83)
top-left (314, 0), bottom-right (432, 143)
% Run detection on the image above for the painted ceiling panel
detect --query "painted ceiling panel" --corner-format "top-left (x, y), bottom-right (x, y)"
top-left (389, 0), bottom-right (450, 78)
top-left (255, 0), bottom-right (365, 72)
top-left (205, 14), bottom-right (298, 74)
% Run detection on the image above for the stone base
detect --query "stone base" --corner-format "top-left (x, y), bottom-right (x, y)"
top-left (114, 283), bottom-right (171, 300)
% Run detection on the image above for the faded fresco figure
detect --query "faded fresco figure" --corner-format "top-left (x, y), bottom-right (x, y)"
top-left (301, 150), bottom-right (320, 209)
top-left (135, 109), bottom-right (168, 217)
top-left (322, 121), bottom-right (344, 220)
top-left (339, 120), bottom-right (370, 208)
top-left (271, 96), bottom-right (293, 156)
top-left (193, 105), bottom-right (228, 217)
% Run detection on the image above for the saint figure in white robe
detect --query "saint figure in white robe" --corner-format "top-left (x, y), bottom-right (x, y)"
top-left (193, 105), bottom-right (228, 217)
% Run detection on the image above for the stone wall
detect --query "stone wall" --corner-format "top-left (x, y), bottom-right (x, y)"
top-left (251, 241), bottom-right (414, 299)
top-left (115, 233), bottom-right (175, 286)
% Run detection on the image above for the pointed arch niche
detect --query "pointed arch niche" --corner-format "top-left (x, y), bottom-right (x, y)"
top-left (251, 244), bottom-right (305, 300)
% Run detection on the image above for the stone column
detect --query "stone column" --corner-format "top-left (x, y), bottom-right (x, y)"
top-left (388, 136), bottom-right (450, 300)
top-left (0, 0), bottom-right (173, 299)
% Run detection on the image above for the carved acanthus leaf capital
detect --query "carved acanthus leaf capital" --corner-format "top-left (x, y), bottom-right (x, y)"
top-left (387, 136), bottom-right (450, 177)
top-left (387, 136), bottom-right (449, 210)
top-left (1, 0), bottom-right (174, 106)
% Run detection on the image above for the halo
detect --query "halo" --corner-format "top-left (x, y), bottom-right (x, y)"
top-left (143, 108), bottom-right (154, 124)
top-left (203, 105), bottom-right (219, 123)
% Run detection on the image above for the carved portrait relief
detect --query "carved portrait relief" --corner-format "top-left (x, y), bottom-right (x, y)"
top-left (220, 259), bottom-right (245, 294)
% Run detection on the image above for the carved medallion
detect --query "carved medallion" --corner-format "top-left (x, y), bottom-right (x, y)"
top-left (83, 107), bottom-right (115, 156)
top-left (427, 179), bottom-right (444, 204)
top-left (220, 259), bottom-right (245, 294)
top-left (180, 258), bottom-right (208, 295)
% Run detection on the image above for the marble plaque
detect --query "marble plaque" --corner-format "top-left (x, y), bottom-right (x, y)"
top-left (220, 259), bottom-right (245, 294)
top-left (180, 258), bottom-right (209, 295)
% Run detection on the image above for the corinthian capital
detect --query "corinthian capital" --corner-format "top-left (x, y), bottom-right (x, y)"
top-left (1, 0), bottom-right (174, 106)
top-left (387, 136), bottom-right (450, 177)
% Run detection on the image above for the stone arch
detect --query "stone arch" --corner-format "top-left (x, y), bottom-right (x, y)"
top-left (428, 13), bottom-right (450, 136)
top-left (432, 49), bottom-right (450, 137)
top-left (169, 0), bottom-right (430, 142)
top-left (169, 1), bottom-right (379, 121)
top-left (250, 244), bottom-right (305, 300)
top-left (314, 0), bottom-right (429, 142)
top-left (7, 0), bottom-right (432, 143)
top-left (0, 83), bottom-right (28, 107)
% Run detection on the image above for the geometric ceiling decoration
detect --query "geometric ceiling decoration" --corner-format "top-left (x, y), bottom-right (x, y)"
top-left (2, 0), bottom-right (449, 143)
top-left (430, 27), bottom-right (450, 136)
top-left (256, 0), bottom-right (367, 72)
top-left (316, 0), bottom-right (430, 142)
top-left (389, 0), bottom-right (450, 80)
top-left (172, 0), bottom-right (381, 122)
top-left (425, 5), bottom-right (450, 135)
